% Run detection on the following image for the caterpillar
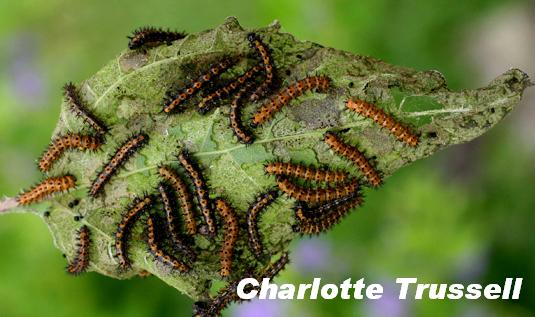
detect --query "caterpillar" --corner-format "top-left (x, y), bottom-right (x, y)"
top-left (178, 150), bottom-right (216, 236)
top-left (63, 82), bottom-right (108, 135)
top-left (229, 81), bottom-right (256, 144)
top-left (257, 251), bottom-right (290, 281)
top-left (264, 162), bottom-right (349, 184)
top-left (158, 166), bottom-right (197, 235)
top-left (164, 59), bottom-right (235, 114)
top-left (346, 99), bottom-right (419, 147)
top-left (38, 134), bottom-right (102, 172)
top-left (146, 215), bottom-right (190, 273)
top-left (197, 64), bottom-right (263, 114)
top-left (293, 195), bottom-right (364, 235)
top-left (247, 33), bottom-right (275, 101)
top-left (215, 198), bottom-right (238, 277)
top-left (89, 133), bottom-right (148, 197)
top-left (250, 75), bottom-right (330, 127)
top-left (17, 175), bottom-right (76, 206)
top-left (323, 132), bottom-right (382, 187)
top-left (128, 27), bottom-right (187, 50)
top-left (246, 190), bottom-right (279, 259)
top-left (193, 252), bottom-right (290, 317)
top-left (115, 195), bottom-right (153, 270)
top-left (66, 225), bottom-right (91, 275)
top-left (158, 183), bottom-right (196, 261)
top-left (277, 177), bottom-right (358, 203)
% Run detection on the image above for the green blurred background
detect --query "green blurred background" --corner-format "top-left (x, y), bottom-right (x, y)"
top-left (0, 0), bottom-right (533, 316)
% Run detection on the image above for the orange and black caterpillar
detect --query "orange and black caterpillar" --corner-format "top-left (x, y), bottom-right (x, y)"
top-left (198, 64), bottom-right (263, 114)
top-left (193, 252), bottom-right (290, 317)
top-left (17, 175), bottom-right (76, 206)
top-left (323, 132), bottom-right (382, 187)
top-left (250, 75), bottom-right (330, 127)
top-left (277, 177), bottom-right (358, 204)
top-left (246, 190), bottom-right (279, 260)
top-left (178, 150), bottom-right (216, 236)
top-left (158, 166), bottom-right (197, 235)
top-left (38, 134), bottom-right (102, 172)
top-left (293, 195), bottom-right (364, 235)
top-left (89, 133), bottom-right (148, 197)
top-left (164, 59), bottom-right (235, 114)
top-left (346, 99), bottom-right (419, 147)
top-left (229, 81), bottom-right (256, 144)
top-left (264, 162), bottom-right (350, 184)
top-left (215, 198), bottom-right (239, 277)
top-left (247, 33), bottom-right (275, 101)
top-left (63, 83), bottom-right (108, 135)
top-left (128, 27), bottom-right (187, 50)
top-left (66, 225), bottom-right (91, 275)
top-left (158, 183), bottom-right (196, 261)
top-left (115, 195), bottom-right (153, 270)
top-left (146, 215), bottom-right (190, 273)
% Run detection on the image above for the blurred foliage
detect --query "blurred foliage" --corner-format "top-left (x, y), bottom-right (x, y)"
top-left (0, 0), bottom-right (533, 316)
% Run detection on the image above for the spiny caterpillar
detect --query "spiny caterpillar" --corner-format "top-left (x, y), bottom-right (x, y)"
top-left (193, 252), bottom-right (290, 317)
top-left (198, 64), bottom-right (263, 114)
top-left (89, 133), bottom-right (148, 197)
top-left (264, 162), bottom-right (349, 184)
top-left (346, 99), bottom-right (419, 147)
top-left (250, 75), bottom-right (330, 127)
top-left (215, 198), bottom-right (239, 277)
top-left (17, 175), bottom-right (76, 206)
top-left (293, 195), bottom-right (364, 235)
top-left (158, 183), bottom-right (196, 261)
top-left (164, 59), bottom-right (235, 114)
top-left (114, 195), bottom-right (153, 270)
top-left (146, 215), bottom-right (190, 273)
top-left (127, 27), bottom-right (187, 50)
top-left (246, 190), bottom-right (279, 260)
top-left (38, 134), bottom-right (102, 172)
top-left (63, 82), bottom-right (108, 135)
top-left (277, 177), bottom-right (359, 203)
top-left (66, 225), bottom-right (91, 275)
top-left (247, 33), bottom-right (275, 101)
top-left (229, 81), bottom-right (256, 144)
top-left (158, 166), bottom-right (197, 235)
top-left (178, 150), bottom-right (215, 236)
top-left (323, 132), bottom-right (382, 187)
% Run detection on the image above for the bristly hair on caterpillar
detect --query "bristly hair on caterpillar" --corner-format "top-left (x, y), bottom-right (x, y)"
top-left (163, 59), bottom-right (236, 114)
top-left (178, 150), bottom-right (216, 237)
top-left (323, 131), bottom-right (382, 187)
top-left (128, 27), bottom-right (187, 50)
top-left (63, 82), bottom-right (108, 135)
top-left (66, 225), bottom-right (91, 275)
top-left (246, 189), bottom-right (279, 260)
top-left (158, 165), bottom-right (198, 235)
top-left (38, 134), bottom-right (102, 172)
top-left (17, 175), bottom-right (77, 206)
top-left (346, 99), bottom-right (419, 147)
top-left (247, 33), bottom-right (276, 101)
top-left (214, 198), bottom-right (239, 278)
top-left (146, 215), bottom-right (191, 273)
top-left (250, 75), bottom-right (330, 128)
top-left (89, 132), bottom-right (148, 198)
top-left (114, 195), bottom-right (154, 270)
top-left (198, 64), bottom-right (263, 114)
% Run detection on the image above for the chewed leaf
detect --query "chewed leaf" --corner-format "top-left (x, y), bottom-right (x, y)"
top-left (0, 17), bottom-right (531, 303)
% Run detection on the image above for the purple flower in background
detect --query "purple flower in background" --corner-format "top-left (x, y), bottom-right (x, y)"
top-left (363, 282), bottom-right (409, 317)
top-left (293, 238), bottom-right (332, 273)
top-left (6, 33), bottom-right (45, 105)
top-left (232, 298), bottom-right (287, 317)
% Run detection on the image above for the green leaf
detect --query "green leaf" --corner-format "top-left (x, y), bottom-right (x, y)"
top-left (0, 17), bottom-right (531, 301)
